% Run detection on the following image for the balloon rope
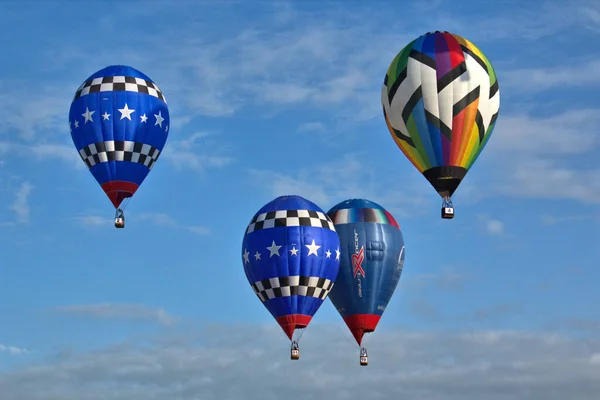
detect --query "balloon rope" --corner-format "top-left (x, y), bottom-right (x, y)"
top-left (120, 195), bottom-right (132, 212)
top-left (337, 324), bottom-right (360, 349)
top-left (293, 327), bottom-right (306, 342)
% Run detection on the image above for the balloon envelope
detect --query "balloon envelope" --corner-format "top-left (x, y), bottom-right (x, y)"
top-left (241, 195), bottom-right (340, 339)
top-left (69, 65), bottom-right (170, 208)
top-left (327, 199), bottom-right (405, 345)
top-left (381, 31), bottom-right (500, 198)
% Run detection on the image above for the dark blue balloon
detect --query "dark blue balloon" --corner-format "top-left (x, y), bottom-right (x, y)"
top-left (241, 195), bottom-right (340, 339)
top-left (327, 199), bottom-right (405, 345)
top-left (69, 65), bottom-right (169, 209)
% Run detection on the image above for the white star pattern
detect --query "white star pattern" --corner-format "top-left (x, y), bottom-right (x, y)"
top-left (82, 107), bottom-right (95, 123)
top-left (165, 125), bottom-right (169, 133)
top-left (73, 120), bottom-right (79, 129)
top-left (243, 249), bottom-right (250, 264)
top-left (326, 250), bottom-right (332, 258)
top-left (140, 114), bottom-right (148, 123)
top-left (102, 112), bottom-right (111, 121)
top-left (254, 251), bottom-right (261, 260)
top-left (118, 103), bottom-right (135, 120)
top-left (289, 246), bottom-right (298, 256)
top-left (335, 248), bottom-right (340, 260)
top-left (266, 241), bottom-right (282, 258)
top-left (305, 240), bottom-right (321, 257)
top-left (154, 111), bottom-right (164, 128)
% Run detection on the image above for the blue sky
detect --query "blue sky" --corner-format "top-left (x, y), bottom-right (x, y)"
top-left (1, 0), bottom-right (600, 398)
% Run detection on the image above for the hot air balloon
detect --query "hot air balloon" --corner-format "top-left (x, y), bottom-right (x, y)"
top-left (241, 195), bottom-right (340, 360)
top-left (327, 199), bottom-right (405, 366)
top-left (69, 65), bottom-right (170, 228)
top-left (381, 31), bottom-right (500, 219)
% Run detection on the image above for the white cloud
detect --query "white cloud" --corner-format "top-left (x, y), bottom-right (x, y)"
top-left (252, 110), bottom-right (600, 209)
top-left (9, 181), bottom-right (33, 223)
top-left (0, 325), bottom-right (599, 399)
top-left (473, 303), bottom-right (524, 321)
top-left (0, 2), bottom-right (597, 208)
top-left (54, 303), bottom-right (179, 327)
top-left (490, 110), bottom-right (599, 156)
top-left (73, 216), bottom-right (107, 227)
top-left (298, 122), bottom-right (326, 133)
top-left (74, 212), bottom-right (210, 235)
top-left (468, 109), bottom-right (600, 204)
top-left (501, 59), bottom-right (600, 92)
top-left (485, 219), bottom-right (504, 235)
top-left (0, 1), bottom-right (593, 142)
top-left (135, 213), bottom-right (210, 235)
top-left (434, 1), bottom-right (587, 41)
top-left (0, 83), bottom-right (71, 141)
top-left (186, 225), bottom-right (211, 235)
top-left (161, 132), bottom-right (234, 173)
top-left (32, 5), bottom-right (417, 125)
top-left (476, 215), bottom-right (505, 235)
top-left (407, 268), bottom-right (471, 293)
top-left (28, 143), bottom-right (83, 167)
top-left (540, 214), bottom-right (600, 226)
top-left (581, 5), bottom-right (600, 29)
top-left (0, 141), bottom-right (84, 169)
top-left (248, 153), bottom-right (431, 218)
top-left (0, 344), bottom-right (28, 356)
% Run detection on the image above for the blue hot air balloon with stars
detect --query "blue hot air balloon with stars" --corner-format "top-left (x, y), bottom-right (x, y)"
top-left (241, 195), bottom-right (340, 360)
top-left (68, 65), bottom-right (170, 228)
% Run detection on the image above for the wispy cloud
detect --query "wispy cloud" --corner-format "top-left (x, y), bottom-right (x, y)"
top-left (485, 219), bottom-right (505, 235)
top-left (410, 299), bottom-right (442, 320)
top-left (540, 213), bottom-right (600, 226)
top-left (0, 344), bottom-right (29, 356)
top-left (0, 83), bottom-right (71, 141)
top-left (408, 268), bottom-right (471, 293)
top-left (73, 215), bottom-right (107, 227)
top-left (18, 4), bottom-right (416, 125)
top-left (54, 303), bottom-right (179, 327)
top-left (136, 212), bottom-right (211, 235)
top-left (249, 153), bottom-right (430, 218)
top-left (491, 110), bottom-right (599, 156)
top-left (502, 59), bottom-right (600, 92)
top-left (478, 215), bottom-right (505, 235)
top-left (0, 1), bottom-right (595, 187)
top-left (560, 317), bottom-right (600, 332)
top-left (9, 181), bottom-right (33, 223)
top-left (0, 141), bottom-right (85, 169)
top-left (162, 132), bottom-right (234, 173)
top-left (470, 109), bottom-right (600, 204)
top-left (0, 324), bottom-right (599, 399)
top-left (581, 4), bottom-right (600, 30)
top-left (297, 122), bottom-right (326, 133)
top-left (472, 302), bottom-right (525, 321)
top-left (74, 212), bottom-right (210, 235)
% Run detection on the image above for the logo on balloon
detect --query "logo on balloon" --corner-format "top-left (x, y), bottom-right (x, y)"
top-left (396, 246), bottom-right (405, 271)
top-left (352, 229), bottom-right (365, 298)
top-left (352, 247), bottom-right (365, 278)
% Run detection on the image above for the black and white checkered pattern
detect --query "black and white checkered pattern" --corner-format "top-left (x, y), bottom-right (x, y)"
top-left (246, 209), bottom-right (336, 234)
top-left (73, 76), bottom-right (166, 103)
top-left (78, 140), bottom-right (161, 169)
top-left (251, 275), bottom-right (334, 302)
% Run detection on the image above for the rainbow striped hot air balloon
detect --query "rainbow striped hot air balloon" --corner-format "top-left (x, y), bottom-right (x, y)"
top-left (381, 31), bottom-right (500, 219)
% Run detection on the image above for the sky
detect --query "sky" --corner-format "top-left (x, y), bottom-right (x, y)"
top-left (0, 0), bottom-right (600, 398)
